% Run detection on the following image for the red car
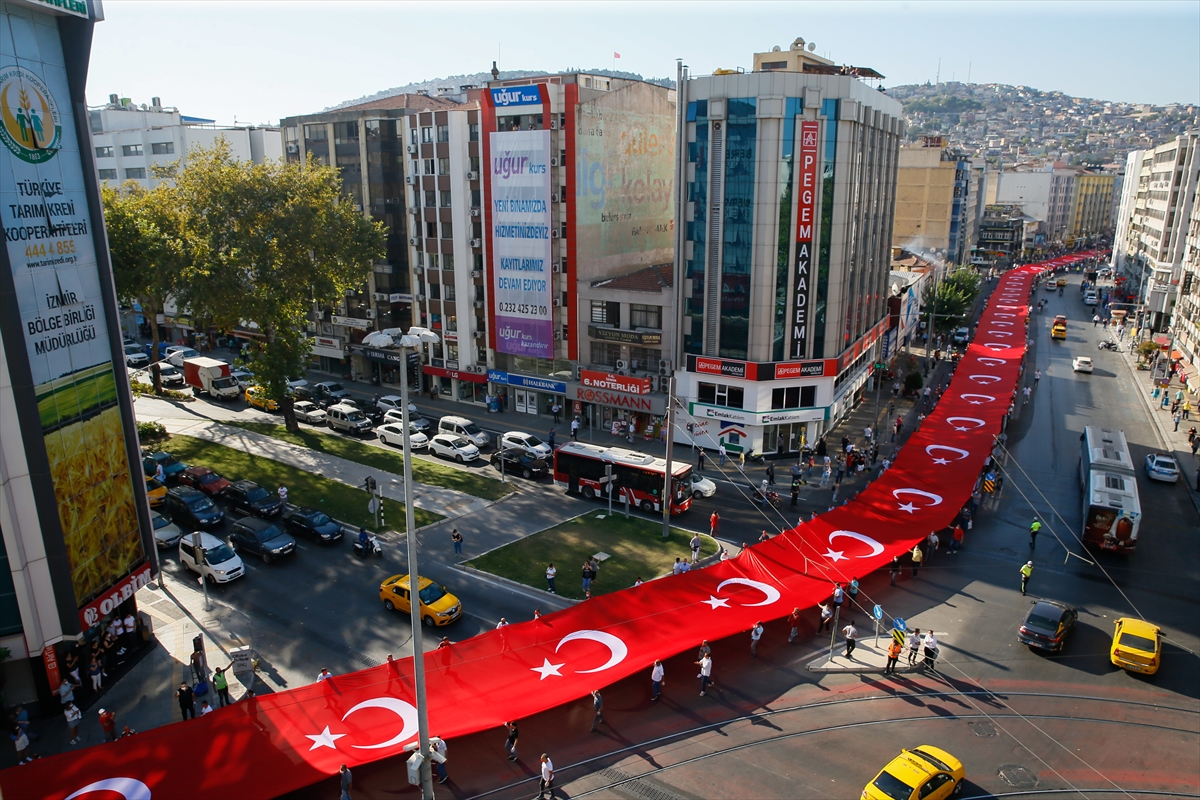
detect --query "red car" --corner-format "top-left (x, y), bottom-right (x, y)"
top-left (177, 466), bottom-right (232, 497)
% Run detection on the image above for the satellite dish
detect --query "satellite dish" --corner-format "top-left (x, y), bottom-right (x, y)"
top-left (772, 45), bottom-right (781, 52)
top-left (808, 42), bottom-right (817, 52)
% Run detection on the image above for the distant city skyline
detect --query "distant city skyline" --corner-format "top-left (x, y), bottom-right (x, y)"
top-left (88, 1), bottom-right (1199, 126)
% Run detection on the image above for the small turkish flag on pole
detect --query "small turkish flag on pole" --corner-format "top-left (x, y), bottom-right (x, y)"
top-left (614, 52), bottom-right (621, 58)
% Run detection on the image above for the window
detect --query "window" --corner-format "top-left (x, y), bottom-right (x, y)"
top-left (770, 385), bottom-right (817, 409)
top-left (95, 146), bottom-right (113, 158)
top-left (423, 159), bottom-right (435, 175)
top-left (410, 127), bottom-right (418, 145)
top-left (428, 253), bottom-right (439, 270)
top-left (630, 304), bottom-right (661, 329)
top-left (445, 315), bottom-right (458, 332)
top-left (441, 221), bottom-right (453, 239)
top-left (334, 121), bottom-right (358, 143)
top-left (438, 158), bottom-right (450, 176)
top-left (630, 347), bottom-right (662, 370)
top-left (124, 167), bottom-right (147, 179)
top-left (121, 144), bottom-right (143, 156)
top-left (424, 190), bottom-right (435, 208)
top-left (590, 300), bottom-right (619, 324)
top-left (443, 254), bottom-right (454, 270)
top-left (436, 124), bottom-right (449, 143)
top-left (285, 127), bottom-right (298, 143)
top-left (429, 282), bottom-right (441, 300)
top-left (414, 251), bottom-right (424, 267)
top-left (426, 221), bottom-right (437, 238)
top-left (421, 126), bottom-right (433, 143)
top-left (98, 169), bottom-right (117, 180)
top-left (468, 123), bottom-right (480, 142)
top-left (440, 190), bottom-right (452, 208)
top-left (590, 341), bottom-right (620, 367)
top-left (445, 284), bottom-right (457, 301)
top-left (471, 189), bottom-right (481, 207)
top-left (698, 382), bottom-right (744, 409)
top-left (304, 124), bottom-right (327, 141)
top-left (469, 156), bottom-right (480, 173)
top-left (151, 142), bottom-right (174, 155)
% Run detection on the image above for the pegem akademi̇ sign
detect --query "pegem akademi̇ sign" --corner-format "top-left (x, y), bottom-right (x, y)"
top-left (579, 368), bottom-right (653, 395)
top-left (789, 120), bottom-right (820, 359)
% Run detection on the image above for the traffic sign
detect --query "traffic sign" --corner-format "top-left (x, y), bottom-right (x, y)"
top-left (873, 604), bottom-right (883, 620)
top-left (892, 629), bottom-right (906, 645)
top-left (893, 617), bottom-right (907, 632)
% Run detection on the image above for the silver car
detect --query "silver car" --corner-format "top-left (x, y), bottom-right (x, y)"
top-left (428, 433), bottom-right (479, 463)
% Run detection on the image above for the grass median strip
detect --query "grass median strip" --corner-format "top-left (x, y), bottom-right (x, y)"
top-left (166, 435), bottom-right (443, 530)
top-left (222, 421), bottom-right (515, 502)
top-left (465, 511), bottom-right (719, 599)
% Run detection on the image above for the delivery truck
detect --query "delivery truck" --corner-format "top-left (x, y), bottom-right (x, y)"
top-left (183, 357), bottom-right (241, 399)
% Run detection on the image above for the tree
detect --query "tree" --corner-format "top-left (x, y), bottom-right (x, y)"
top-left (172, 140), bottom-right (385, 431)
top-left (921, 268), bottom-right (980, 335)
top-left (102, 181), bottom-right (187, 393)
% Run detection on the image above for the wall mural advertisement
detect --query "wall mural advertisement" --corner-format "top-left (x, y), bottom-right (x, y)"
top-left (575, 87), bottom-right (675, 278)
top-left (489, 129), bottom-right (553, 357)
top-left (0, 9), bottom-right (146, 618)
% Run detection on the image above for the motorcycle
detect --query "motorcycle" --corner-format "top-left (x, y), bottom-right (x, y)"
top-left (1098, 340), bottom-right (1119, 351)
top-left (353, 534), bottom-right (382, 558)
top-left (751, 488), bottom-right (781, 508)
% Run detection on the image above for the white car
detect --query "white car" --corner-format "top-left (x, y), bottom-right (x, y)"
top-left (500, 431), bottom-right (552, 458)
top-left (165, 346), bottom-right (200, 367)
top-left (375, 395), bottom-right (419, 414)
top-left (230, 368), bottom-right (255, 390)
top-left (1145, 453), bottom-right (1180, 483)
top-left (382, 409), bottom-right (431, 431)
top-left (292, 400), bottom-right (327, 425)
top-left (124, 344), bottom-right (149, 367)
top-left (1072, 356), bottom-right (1094, 373)
top-left (377, 423), bottom-right (429, 449)
top-left (151, 510), bottom-right (183, 549)
top-left (689, 472), bottom-right (717, 499)
top-left (428, 433), bottom-right (480, 463)
top-left (157, 364), bottom-right (185, 386)
top-left (178, 531), bottom-right (245, 583)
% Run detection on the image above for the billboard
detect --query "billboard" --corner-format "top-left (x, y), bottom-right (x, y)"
top-left (575, 85), bottom-right (675, 278)
top-left (0, 12), bottom-right (147, 619)
top-left (490, 129), bottom-right (554, 357)
top-left (788, 121), bottom-right (819, 359)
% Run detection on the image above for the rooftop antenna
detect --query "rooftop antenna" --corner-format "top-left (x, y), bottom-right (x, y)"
top-left (936, 58), bottom-right (941, 85)
top-left (491, 60), bottom-right (499, 81)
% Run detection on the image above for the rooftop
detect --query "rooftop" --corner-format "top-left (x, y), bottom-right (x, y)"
top-left (591, 263), bottom-right (674, 292)
top-left (338, 93), bottom-right (464, 113)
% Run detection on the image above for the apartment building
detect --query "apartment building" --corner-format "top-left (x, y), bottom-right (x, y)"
top-left (90, 94), bottom-right (280, 188)
top-left (976, 204), bottom-right (1026, 266)
top-left (1176, 198), bottom-right (1200, 388)
top-left (674, 39), bottom-right (904, 457)
top-left (1068, 171), bottom-right (1116, 243)
top-left (892, 137), bottom-right (972, 264)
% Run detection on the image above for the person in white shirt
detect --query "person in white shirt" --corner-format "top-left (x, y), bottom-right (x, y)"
top-left (672, 558), bottom-right (683, 576)
top-left (123, 612), bottom-right (137, 650)
top-left (545, 563), bottom-right (557, 593)
top-left (431, 736), bottom-right (449, 784)
top-left (695, 653), bottom-right (713, 696)
top-left (316, 668), bottom-right (333, 682)
top-left (690, 534), bottom-right (702, 563)
top-left (198, 701), bottom-right (213, 716)
top-left (750, 622), bottom-right (764, 657)
top-left (679, 560), bottom-right (690, 574)
top-left (718, 442), bottom-right (727, 466)
top-left (922, 632), bottom-right (939, 670)
top-left (495, 618), bottom-right (508, 629)
top-left (842, 620), bottom-right (859, 658)
top-left (538, 754), bottom-right (554, 799)
top-left (650, 659), bottom-right (665, 700)
top-left (278, 485), bottom-right (288, 503)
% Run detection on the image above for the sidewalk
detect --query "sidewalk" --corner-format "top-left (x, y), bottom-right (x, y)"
top-left (807, 629), bottom-right (948, 674)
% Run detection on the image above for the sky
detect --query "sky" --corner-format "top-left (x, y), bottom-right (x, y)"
top-left (88, 1), bottom-right (1199, 126)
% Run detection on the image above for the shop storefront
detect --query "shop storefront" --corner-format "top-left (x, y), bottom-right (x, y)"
top-left (309, 335), bottom-right (347, 373)
top-left (425, 365), bottom-right (488, 404)
top-left (573, 369), bottom-right (667, 442)
top-left (349, 345), bottom-right (421, 388)
top-left (486, 370), bottom-right (568, 418)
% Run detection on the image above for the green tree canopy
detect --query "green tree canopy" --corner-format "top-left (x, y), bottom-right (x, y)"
top-left (922, 268), bottom-right (981, 335)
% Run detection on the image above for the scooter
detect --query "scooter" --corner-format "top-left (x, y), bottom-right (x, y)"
top-left (353, 534), bottom-right (382, 558)
top-left (1098, 340), bottom-right (1119, 351)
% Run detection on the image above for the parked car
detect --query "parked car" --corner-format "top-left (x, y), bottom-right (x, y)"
top-left (144, 477), bottom-right (167, 507)
top-left (223, 480), bottom-right (284, 518)
top-left (1072, 356), bottom-right (1094, 373)
top-left (230, 368), bottom-right (255, 391)
top-left (437, 415), bottom-right (491, 448)
top-left (862, 746), bottom-right (965, 800)
top-left (500, 431), bottom-right (552, 458)
top-left (340, 397), bottom-right (385, 423)
top-left (377, 423), bottom-right (429, 449)
top-left (281, 505), bottom-right (344, 544)
top-left (151, 510), bottom-right (184, 549)
top-left (165, 346), bottom-right (200, 367)
top-left (326, 403), bottom-right (374, 436)
top-left (379, 574), bottom-right (462, 627)
top-left (382, 409), bottom-right (431, 432)
top-left (690, 472), bottom-right (718, 499)
top-left (1110, 617), bottom-right (1162, 675)
top-left (374, 395), bottom-right (416, 414)
top-left (124, 344), bottom-right (149, 368)
top-left (292, 400), bottom-right (327, 425)
top-left (428, 434), bottom-right (480, 463)
top-left (1144, 453), bottom-right (1180, 483)
top-left (1018, 599), bottom-right (1077, 652)
top-left (157, 364), bottom-right (185, 387)
top-left (177, 466), bottom-right (232, 497)
top-left (142, 451), bottom-right (188, 482)
top-left (162, 486), bottom-right (225, 529)
top-left (312, 381), bottom-right (351, 403)
top-left (179, 531), bottom-right (244, 583)
top-left (228, 517), bottom-right (296, 563)
top-left (951, 327), bottom-right (969, 345)
top-left (244, 385), bottom-right (279, 413)
top-left (490, 449), bottom-right (548, 479)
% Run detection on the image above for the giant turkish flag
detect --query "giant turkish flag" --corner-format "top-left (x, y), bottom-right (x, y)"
top-left (3, 258), bottom-right (1098, 799)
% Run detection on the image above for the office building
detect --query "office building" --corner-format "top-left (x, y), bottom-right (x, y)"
top-left (90, 94), bottom-right (281, 188)
top-left (892, 137), bottom-right (972, 264)
top-left (976, 204), bottom-right (1026, 267)
top-left (674, 39), bottom-right (904, 456)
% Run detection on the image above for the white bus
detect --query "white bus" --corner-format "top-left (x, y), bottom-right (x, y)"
top-left (1078, 426), bottom-right (1141, 554)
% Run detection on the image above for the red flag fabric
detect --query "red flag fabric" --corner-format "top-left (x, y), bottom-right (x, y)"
top-left (614, 52), bottom-right (621, 58)
top-left (2, 256), bottom-right (1101, 799)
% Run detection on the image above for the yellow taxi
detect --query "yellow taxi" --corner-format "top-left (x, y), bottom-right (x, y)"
top-left (1110, 617), bottom-right (1162, 675)
top-left (379, 574), bottom-right (462, 627)
top-left (145, 477), bottom-right (167, 507)
top-left (863, 746), bottom-right (965, 800)
top-left (245, 385), bottom-right (279, 413)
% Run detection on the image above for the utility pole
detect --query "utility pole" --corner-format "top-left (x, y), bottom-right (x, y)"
top-left (661, 376), bottom-right (676, 539)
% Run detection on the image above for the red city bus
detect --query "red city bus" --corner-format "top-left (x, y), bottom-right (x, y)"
top-left (553, 442), bottom-right (693, 514)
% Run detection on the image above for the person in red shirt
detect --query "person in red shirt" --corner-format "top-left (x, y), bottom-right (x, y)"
top-left (949, 524), bottom-right (965, 554)
top-left (709, 511), bottom-right (719, 537)
top-left (98, 708), bottom-right (116, 742)
top-left (787, 607), bottom-right (803, 643)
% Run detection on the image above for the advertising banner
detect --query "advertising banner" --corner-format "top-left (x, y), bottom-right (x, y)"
top-left (789, 120), bottom-right (820, 359)
top-left (579, 368), bottom-right (653, 395)
top-left (490, 129), bottom-right (553, 357)
top-left (0, 11), bottom-right (146, 615)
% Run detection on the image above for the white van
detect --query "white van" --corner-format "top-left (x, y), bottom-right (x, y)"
top-left (327, 403), bottom-right (374, 436)
top-left (178, 531), bottom-right (245, 584)
top-left (437, 415), bottom-right (491, 448)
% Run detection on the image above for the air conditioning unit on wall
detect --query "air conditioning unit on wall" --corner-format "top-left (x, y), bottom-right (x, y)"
top-left (616, 359), bottom-right (628, 371)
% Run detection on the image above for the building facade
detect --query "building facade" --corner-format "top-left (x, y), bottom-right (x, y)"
top-left (674, 41), bottom-right (903, 456)
top-left (892, 137), bottom-right (971, 264)
top-left (976, 204), bottom-right (1025, 266)
top-left (89, 94), bottom-right (281, 188)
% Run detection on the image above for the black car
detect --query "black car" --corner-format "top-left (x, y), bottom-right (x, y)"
top-left (490, 449), bottom-right (549, 479)
top-left (282, 505), bottom-right (344, 544)
top-left (223, 480), bottom-right (284, 518)
top-left (162, 487), bottom-right (225, 529)
top-left (1018, 599), bottom-right (1077, 652)
top-left (313, 381), bottom-right (351, 402)
top-left (345, 396), bottom-right (385, 423)
top-left (228, 517), bottom-right (296, 563)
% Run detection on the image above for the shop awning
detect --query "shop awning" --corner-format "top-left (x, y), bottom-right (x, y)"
top-left (1170, 350), bottom-right (1183, 361)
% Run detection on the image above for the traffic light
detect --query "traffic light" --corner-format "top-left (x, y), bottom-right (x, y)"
top-left (364, 476), bottom-right (377, 493)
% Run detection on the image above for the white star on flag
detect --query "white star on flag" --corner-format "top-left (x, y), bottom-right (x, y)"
top-left (530, 658), bottom-right (565, 680)
top-left (701, 595), bottom-right (731, 609)
top-left (898, 502), bottom-right (918, 513)
top-left (822, 549), bottom-right (848, 563)
top-left (932, 458), bottom-right (950, 465)
top-left (305, 726), bottom-right (346, 751)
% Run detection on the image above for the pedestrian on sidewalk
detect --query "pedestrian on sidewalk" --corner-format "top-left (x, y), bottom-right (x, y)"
top-left (546, 563), bottom-right (556, 593)
top-left (695, 653), bottom-right (713, 696)
top-left (788, 607), bottom-right (803, 643)
top-left (697, 449), bottom-right (706, 472)
top-left (820, 462), bottom-right (831, 486)
top-left (847, 578), bottom-right (860, 610)
top-left (98, 708), bottom-right (116, 742)
top-left (1034, 369), bottom-right (1041, 387)
top-left (906, 629), bottom-right (922, 666)
top-left (1029, 518), bottom-right (1041, 549)
top-left (832, 582), bottom-right (844, 614)
top-left (570, 417), bottom-right (580, 441)
top-left (842, 620), bottom-right (858, 658)
top-left (339, 764), bottom-right (353, 800)
top-left (11, 724), bottom-right (30, 764)
top-left (818, 602), bottom-right (833, 633)
top-left (64, 702), bottom-right (82, 744)
top-left (504, 721), bottom-right (519, 761)
top-left (1093, 314), bottom-right (1100, 327)
top-left (718, 442), bottom-right (727, 466)
top-left (213, 667), bottom-right (231, 707)
top-left (581, 561), bottom-right (596, 593)
top-left (766, 462), bottom-right (775, 485)
top-left (551, 401), bottom-right (561, 423)
top-left (451, 529), bottom-right (463, 555)
top-left (885, 638), bottom-right (903, 674)
top-left (890, 556), bottom-right (901, 586)
top-left (57, 679), bottom-right (74, 709)
top-left (538, 754), bottom-right (555, 799)
top-left (1021, 561), bottom-right (1033, 595)
top-left (88, 657), bottom-right (103, 692)
top-left (650, 660), bottom-right (665, 700)
top-left (911, 545), bottom-right (923, 578)
top-left (950, 524), bottom-right (965, 554)
top-left (830, 484), bottom-right (839, 506)
top-left (690, 534), bottom-right (702, 563)
top-left (922, 632), bottom-right (939, 671)
top-left (1192, 437), bottom-right (1200, 457)
top-left (927, 530), bottom-right (940, 558)
top-left (431, 736), bottom-right (449, 784)
top-left (750, 621), bottom-right (764, 657)
top-left (176, 682), bottom-right (195, 720)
